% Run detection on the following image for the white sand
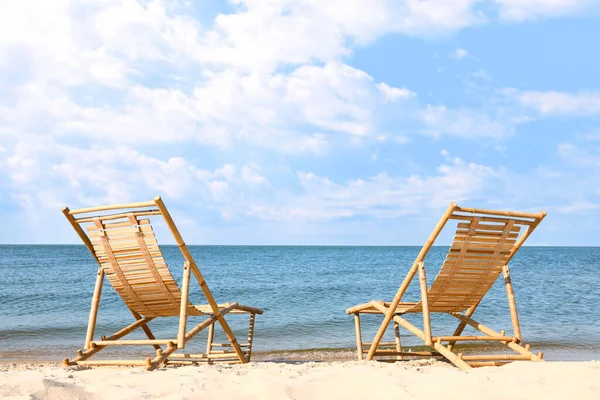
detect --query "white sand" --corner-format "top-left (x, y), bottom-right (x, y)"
top-left (1, 360), bottom-right (599, 400)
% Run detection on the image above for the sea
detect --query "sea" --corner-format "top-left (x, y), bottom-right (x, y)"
top-left (1, 245), bottom-right (599, 362)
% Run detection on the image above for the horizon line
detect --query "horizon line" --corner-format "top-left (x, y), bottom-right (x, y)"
top-left (0, 243), bottom-right (596, 247)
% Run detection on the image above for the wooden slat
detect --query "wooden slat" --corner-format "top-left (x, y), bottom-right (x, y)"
top-left (70, 201), bottom-right (157, 215)
top-left (87, 223), bottom-right (154, 234)
top-left (451, 240), bottom-right (514, 248)
top-left (457, 222), bottom-right (520, 232)
top-left (127, 213), bottom-right (180, 309)
top-left (427, 218), bottom-right (480, 307)
top-left (93, 218), bottom-right (155, 316)
top-left (76, 210), bottom-right (162, 223)
top-left (98, 219), bottom-right (152, 230)
top-left (92, 236), bottom-right (160, 248)
top-left (453, 206), bottom-right (541, 219)
top-left (459, 220), bottom-right (515, 306)
top-left (399, 213), bottom-right (528, 315)
top-left (454, 236), bottom-right (517, 244)
top-left (450, 214), bottom-right (535, 226)
top-left (456, 229), bottom-right (519, 238)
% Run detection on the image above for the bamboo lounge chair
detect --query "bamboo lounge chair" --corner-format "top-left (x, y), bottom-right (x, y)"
top-left (61, 197), bottom-right (263, 370)
top-left (346, 203), bottom-right (546, 370)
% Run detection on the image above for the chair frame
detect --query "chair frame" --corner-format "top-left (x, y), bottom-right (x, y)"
top-left (62, 197), bottom-right (262, 370)
top-left (346, 203), bottom-right (547, 370)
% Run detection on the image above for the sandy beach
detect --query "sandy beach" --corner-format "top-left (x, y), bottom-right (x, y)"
top-left (1, 360), bottom-right (598, 400)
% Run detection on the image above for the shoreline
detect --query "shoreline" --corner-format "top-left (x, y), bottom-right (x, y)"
top-left (3, 344), bottom-right (599, 364)
top-left (1, 360), bottom-right (599, 399)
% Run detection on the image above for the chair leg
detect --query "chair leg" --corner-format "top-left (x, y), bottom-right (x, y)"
top-left (177, 261), bottom-right (192, 349)
top-left (206, 322), bottom-right (215, 363)
top-left (246, 313), bottom-right (256, 362)
top-left (502, 265), bottom-right (522, 342)
top-left (432, 340), bottom-right (471, 371)
top-left (354, 313), bottom-right (363, 360)
top-left (84, 268), bottom-right (104, 350)
top-left (394, 322), bottom-right (403, 361)
top-left (147, 343), bottom-right (178, 371)
top-left (417, 262), bottom-right (432, 346)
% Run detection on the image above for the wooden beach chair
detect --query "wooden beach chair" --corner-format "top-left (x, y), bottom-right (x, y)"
top-left (62, 197), bottom-right (263, 370)
top-left (346, 203), bottom-right (546, 370)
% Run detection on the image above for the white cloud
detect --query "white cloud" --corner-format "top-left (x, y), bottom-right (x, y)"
top-left (240, 163), bottom-right (269, 186)
top-left (471, 69), bottom-right (492, 80)
top-left (280, 63), bottom-right (376, 135)
top-left (557, 201), bottom-right (600, 214)
top-left (558, 143), bottom-right (600, 169)
top-left (1, 133), bottom-right (502, 232)
top-left (509, 89), bottom-right (600, 116)
top-left (376, 82), bottom-right (416, 102)
top-left (0, 62), bottom-right (386, 151)
top-left (3, 0), bottom-right (600, 245)
top-left (580, 129), bottom-right (600, 141)
top-left (419, 105), bottom-right (513, 138)
top-left (455, 48), bottom-right (468, 59)
top-left (0, 1), bottom-right (413, 151)
top-left (241, 155), bottom-right (497, 222)
top-left (2, 0), bottom-right (594, 160)
top-left (391, 0), bottom-right (487, 36)
top-left (494, 0), bottom-right (599, 21)
top-left (198, 0), bottom-right (487, 72)
top-left (0, 0), bottom-right (202, 89)
top-left (1, 135), bottom-right (271, 213)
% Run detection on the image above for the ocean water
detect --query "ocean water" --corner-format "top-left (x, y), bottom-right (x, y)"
top-left (1, 245), bottom-right (599, 362)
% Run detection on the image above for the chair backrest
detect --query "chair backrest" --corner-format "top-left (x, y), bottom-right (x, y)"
top-left (414, 204), bottom-right (545, 313)
top-left (63, 198), bottom-right (200, 318)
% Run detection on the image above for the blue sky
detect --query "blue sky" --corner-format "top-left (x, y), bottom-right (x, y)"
top-left (1, 0), bottom-right (600, 245)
